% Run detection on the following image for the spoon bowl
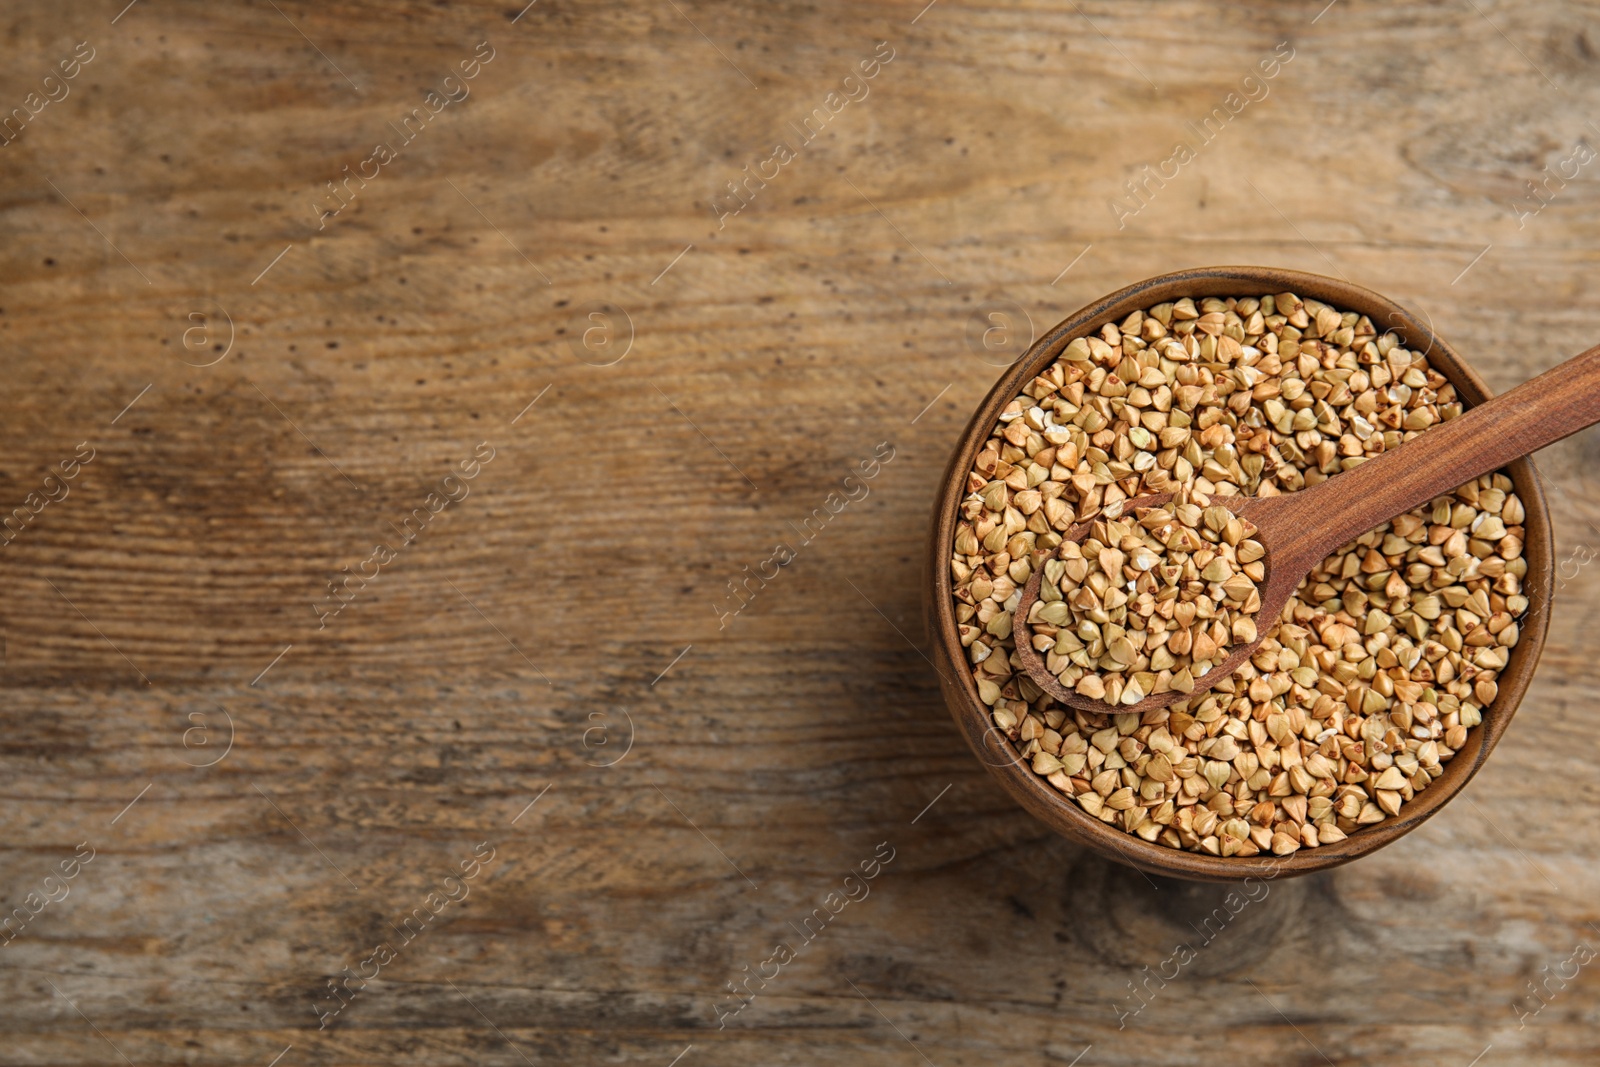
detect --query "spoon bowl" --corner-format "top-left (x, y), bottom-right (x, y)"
top-left (1013, 491), bottom-right (1268, 715)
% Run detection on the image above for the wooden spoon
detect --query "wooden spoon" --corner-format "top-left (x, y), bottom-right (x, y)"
top-left (1013, 343), bottom-right (1600, 716)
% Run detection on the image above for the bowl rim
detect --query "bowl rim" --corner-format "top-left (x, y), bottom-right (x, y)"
top-left (926, 265), bottom-right (1553, 882)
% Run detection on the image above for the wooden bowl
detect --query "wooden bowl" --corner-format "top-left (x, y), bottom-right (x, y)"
top-left (926, 266), bottom-right (1553, 882)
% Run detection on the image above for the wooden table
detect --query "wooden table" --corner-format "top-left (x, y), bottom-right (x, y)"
top-left (3, 1), bottom-right (1598, 1063)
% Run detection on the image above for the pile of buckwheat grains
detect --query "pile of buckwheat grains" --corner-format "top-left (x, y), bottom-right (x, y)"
top-left (950, 293), bottom-right (1530, 856)
top-left (1035, 486), bottom-right (1265, 705)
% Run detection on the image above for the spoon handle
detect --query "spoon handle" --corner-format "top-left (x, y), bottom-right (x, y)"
top-left (1265, 342), bottom-right (1600, 573)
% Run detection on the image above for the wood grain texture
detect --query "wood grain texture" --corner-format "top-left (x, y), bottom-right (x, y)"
top-left (2, 0), bottom-right (1600, 1064)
